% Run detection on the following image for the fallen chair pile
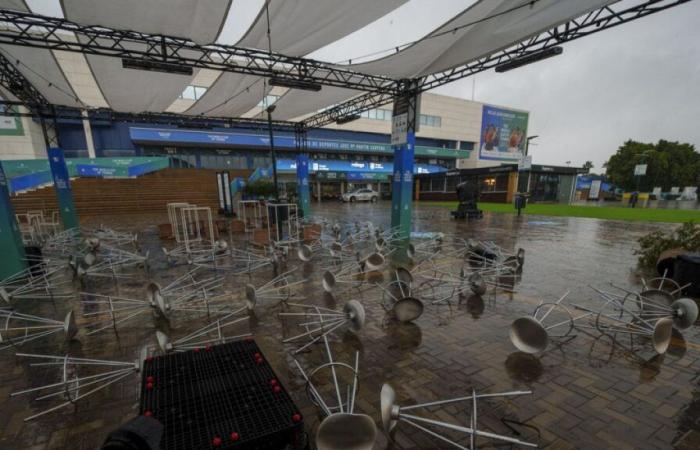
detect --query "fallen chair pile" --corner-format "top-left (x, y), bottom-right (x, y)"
top-left (12, 348), bottom-right (149, 421)
top-left (0, 309), bottom-right (78, 351)
top-left (80, 271), bottom-right (227, 335)
top-left (70, 238), bottom-right (149, 280)
top-left (155, 310), bottom-right (251, 353)
top-left (292, 333), bottom-right (376, 450)
top-left (279, 302), bottom-right (366, 354)
top-left (381, 383), bottom-right (537, 449)
top-left (509, 284), bottom-right (698, 355)
top-left (0, 261), bottom-right (73, 305)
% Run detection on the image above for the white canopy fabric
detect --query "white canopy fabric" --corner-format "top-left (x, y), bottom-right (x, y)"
top-left (61, 3), bottom-right (228, 112)
top-left (237, 0), bottom-right (407, 56)
top-left (0, 0), bottom-right (622, 118)
top-left (61, 0), bottom-right (232, 45)
top-left (185, 74), bottom-right (267, 117)
top-left (271, 86), bottom-right (361, 121)
top-left (0, 45), bottom-right (82, 107)
top-left (192, 0), bottom-right (406, 118)
top-left (82, 50), bottom-right (197, 112)
top-left (0, 0), bottom-right (27, 11)
top-left (343, 0), bottom-right (617, 78)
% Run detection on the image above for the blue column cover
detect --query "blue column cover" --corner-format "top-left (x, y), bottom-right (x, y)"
top-left (0, 161), bottom-right (27, 278)
top-left (296, 154), bottom-right (311, 218)
top-left (48, 147), bottom-right (80, 230)
top-left (390, 131), bottom-right (415, 240)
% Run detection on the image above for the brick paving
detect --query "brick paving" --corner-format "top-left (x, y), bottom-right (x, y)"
top-left (0, 202), bottom-right (698, 449)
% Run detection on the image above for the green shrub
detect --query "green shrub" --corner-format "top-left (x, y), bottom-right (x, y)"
top-left (243, 180), bottom-right (276, 199)
top-left (635, 221), bottom-right (700, 268)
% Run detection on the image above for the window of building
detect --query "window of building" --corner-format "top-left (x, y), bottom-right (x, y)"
top-left (419, 179), bottom-right (432, 192)
top-left (419, 114), bottom-right (442, 127)
top-left (445, 176), bottom-right (458, 192)
top-left (531, 174), bottom-right (560, 202)
top-left (480, 176), bottom-right (498, 193)
top-left (478, 174), bottom-right (509, 193)
top-left (179, 85), bottom-right (208, 100)
top-left (360, 108), bottom-right (391, 121)
top-left (257, 95), bottom-right (280, 108)
top-left (253, 156), bottom-right (271, 167)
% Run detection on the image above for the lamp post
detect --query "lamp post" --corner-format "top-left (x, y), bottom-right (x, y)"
top-left (266, 104), bottom-right (279, 202)
top-left (635, 150), bottom-right (653, 192)
top-left (525, 135), bottom-right (538, 157)
top-left (523, 135), bottom-right (538, 193)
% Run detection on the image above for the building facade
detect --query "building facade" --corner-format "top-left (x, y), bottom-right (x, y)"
top-left (1, 92), bottom-right (536, 200)
top-left (416, 164), bottom-right (586, 204)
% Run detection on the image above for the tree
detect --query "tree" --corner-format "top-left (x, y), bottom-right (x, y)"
top-left (604, 139), bottom-right (700, 191)
top-left (582, 161), bottom-right (594, 171)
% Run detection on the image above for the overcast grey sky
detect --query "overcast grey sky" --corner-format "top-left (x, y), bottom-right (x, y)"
top-left (310, 0), bottom-right (700, 171)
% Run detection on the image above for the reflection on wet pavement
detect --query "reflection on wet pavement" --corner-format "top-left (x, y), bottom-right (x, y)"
top-left (0, 202), bottom-right (698, 450)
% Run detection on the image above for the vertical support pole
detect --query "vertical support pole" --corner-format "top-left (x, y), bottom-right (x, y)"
top-left (294, 126), bottom-right (311, 218)
top-left (317, 180), bottom-right (321, 204)
top-left (266, 107), bottom-right (279, 202)
top-left (81, 110), bottom-right (96, 159)
top-left (47, 148), bottom-right (79, 230)
top-left (390, 86), bottom-right (420, 250)
top-left (0, 161), bottom-right (27, 279)
top-left (390, 131), bottom-right (415, 240)
top-left (296, 154), bottom-right (311, 218)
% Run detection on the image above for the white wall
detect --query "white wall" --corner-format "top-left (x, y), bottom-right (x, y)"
top-left (0, 106), bottom-right (47, 160)
top-left (324, 92), bottom-right (483, 144)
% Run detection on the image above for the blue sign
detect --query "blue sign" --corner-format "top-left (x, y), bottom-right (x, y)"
top-left (391, 134), bottom-right (416, 240)
top-left (129, 127), bottom-right (467, 159)
top-left (275, 158), bottom-right (444, 175)
top-left (76, 164), bottom-right (118, 177)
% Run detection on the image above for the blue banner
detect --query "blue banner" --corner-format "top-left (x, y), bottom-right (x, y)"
top-left (296, 154), bottom-right (311, 218)
top-left (129, 127), bottom-right (468, 159)
top-left (126, 159), bottom-right (170, 177)
top-left (9, 170), bottom-right (52, 193)
top-left (76, 164), bottom-right (119, 177)
top-left (274, 158), bottom-right (444, 175)
top-left (48, 148), bottom-right (79, 230)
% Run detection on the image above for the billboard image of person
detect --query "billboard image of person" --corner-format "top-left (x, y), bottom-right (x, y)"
top-left (479, 105), bottom-right (529, 161)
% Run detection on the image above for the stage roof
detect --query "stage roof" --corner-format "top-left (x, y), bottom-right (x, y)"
top-left (0, 0), bottom-right (621, 122)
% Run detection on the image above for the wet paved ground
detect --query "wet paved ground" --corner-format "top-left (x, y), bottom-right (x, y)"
top-left (1, 201), bottom-right (698, 450)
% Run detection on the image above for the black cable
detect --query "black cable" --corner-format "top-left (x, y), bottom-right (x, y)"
top-left (0, 47), bottom-right (85, 106)
top-left (332, 0), bottom-right (539, 65)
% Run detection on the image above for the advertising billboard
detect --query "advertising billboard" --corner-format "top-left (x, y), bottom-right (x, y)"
top-left (479, 105), bottom-right (529, 161)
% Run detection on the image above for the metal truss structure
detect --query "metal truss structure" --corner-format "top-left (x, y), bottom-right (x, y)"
top-left (0, 9), bottom-right (397, 95)
top-left (0, 100), bottom-right (298, 132)
top-left (303, 0), bottom-right (691, 127)
top-left (0, 0), bottom-right (690, 131)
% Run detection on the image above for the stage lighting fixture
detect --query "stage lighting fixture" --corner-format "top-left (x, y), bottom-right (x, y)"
top-left (269, 77), bottom-right (322, 92)
top-left (335, 114), bottom-right (361, 125)
top-left (495, 46), bottom-right (563, 73)
top-left (122, 58), bottom-right (193, 75)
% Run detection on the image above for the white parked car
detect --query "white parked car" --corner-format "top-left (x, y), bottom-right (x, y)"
top-left (342, 188), bottom-right (379, 203)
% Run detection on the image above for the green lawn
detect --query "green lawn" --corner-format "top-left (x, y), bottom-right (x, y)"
top-left (420, 201), bottom-right (700, 223)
